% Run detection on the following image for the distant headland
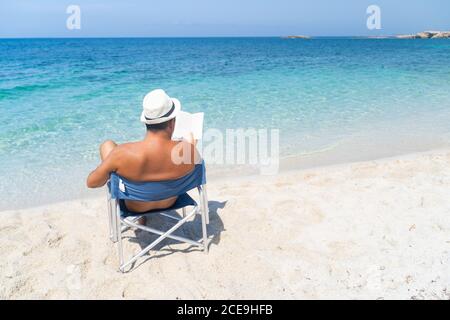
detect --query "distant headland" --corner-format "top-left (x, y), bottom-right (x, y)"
top-left (281, 35), bottom-right (311, 39)
top-left (395, 31), bottom-right (450, 39)
top-left (281, 31), bottom-right (450, 40)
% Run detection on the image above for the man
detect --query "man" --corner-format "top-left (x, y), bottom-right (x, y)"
top-left (86, 89), bottom-right (199, 213)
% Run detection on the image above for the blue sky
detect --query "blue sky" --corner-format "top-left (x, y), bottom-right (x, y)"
top-left (0, 0), bottom-right (449, 38)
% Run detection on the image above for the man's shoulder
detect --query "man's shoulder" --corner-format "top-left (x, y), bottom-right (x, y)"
top-left (109, 142), bottom-right (145, 160)
top-left (117, 141), bottom-right (142, 150)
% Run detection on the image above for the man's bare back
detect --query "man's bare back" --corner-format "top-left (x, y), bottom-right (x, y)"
top-left (86, 118), bottom-right (198, 213)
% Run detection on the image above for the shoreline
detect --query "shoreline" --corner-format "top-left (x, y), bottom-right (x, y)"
top-left (2, 146), bottom-right (450, 212)
top-left (207, 147), bottom-right (450, 185)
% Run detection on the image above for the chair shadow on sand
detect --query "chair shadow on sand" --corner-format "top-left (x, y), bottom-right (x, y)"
top-left (123, 200), bottom-right (227, 271)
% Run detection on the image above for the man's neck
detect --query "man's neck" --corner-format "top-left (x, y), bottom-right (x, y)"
top-left (144, 130), bottom-right (172, 142)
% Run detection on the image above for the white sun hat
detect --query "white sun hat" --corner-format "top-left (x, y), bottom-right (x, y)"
top-left (140, 89), bottom-right (181, 125)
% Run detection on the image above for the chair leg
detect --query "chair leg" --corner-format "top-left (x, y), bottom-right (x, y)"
top-left (197, 185), bottom-right (209, 253)
top-left (111, 200), bottom-right (118, 243)
top-left (199, 186), bottom-right (209, 253)
top-left (202, 185), bottom-right (210, 225)
top-left (106, 194), bottom-right (113, 241)
top-left (119, 208), bottom-right (198, 272)
top-left (182, 207), bottom-right (186, 218)
top-left (116, 202), bottom-right (124, 271)
top-left (201, 205), bottom-right (208, 253)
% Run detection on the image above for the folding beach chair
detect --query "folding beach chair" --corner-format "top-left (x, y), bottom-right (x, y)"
top-left (106, 161), bottom-right (209, 272)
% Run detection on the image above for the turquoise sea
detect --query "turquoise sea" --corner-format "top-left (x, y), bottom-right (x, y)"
top-left (1, 37), bottom-right (450, 209)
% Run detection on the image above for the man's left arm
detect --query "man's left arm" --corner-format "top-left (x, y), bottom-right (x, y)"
top-left (86, 149), bottom-right (121, 188)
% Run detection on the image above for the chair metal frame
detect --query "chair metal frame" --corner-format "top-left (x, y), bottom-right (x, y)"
top-left (106, 184), bottom-right (209, 273)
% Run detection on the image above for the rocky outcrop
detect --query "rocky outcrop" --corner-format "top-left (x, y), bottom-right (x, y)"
top-left (431, 31), bottom-right (450, 38)
top-left (396, 34), bottom-right (417, 39)
top-left (416, 31), bottom-right (434, 38)
top-left (396, 31), bottom-right (450, 39)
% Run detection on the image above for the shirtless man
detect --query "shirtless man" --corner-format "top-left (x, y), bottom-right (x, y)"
top-left (86, 89), bottom-right (198, 213)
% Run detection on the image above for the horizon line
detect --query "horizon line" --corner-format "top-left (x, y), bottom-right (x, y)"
top-left (0, 34), bottom-right (423, 40)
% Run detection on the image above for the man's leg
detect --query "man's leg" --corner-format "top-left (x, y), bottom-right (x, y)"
top-left (100, 140), bottom-right (117, 160)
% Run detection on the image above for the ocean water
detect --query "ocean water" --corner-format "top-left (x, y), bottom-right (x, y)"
top-left (1, 37), bottom-right (450, 209)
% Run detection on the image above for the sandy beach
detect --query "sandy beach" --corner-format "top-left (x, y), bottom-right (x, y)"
top-left (1, 149), bottom-right (450, 300)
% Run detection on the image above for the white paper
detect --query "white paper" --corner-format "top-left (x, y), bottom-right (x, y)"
top-left (172, 111), bottom-right (204, 141)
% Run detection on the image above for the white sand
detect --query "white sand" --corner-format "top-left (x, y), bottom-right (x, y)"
top-left (1, 149), bottom-right (450, 300)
